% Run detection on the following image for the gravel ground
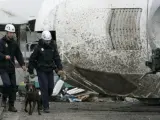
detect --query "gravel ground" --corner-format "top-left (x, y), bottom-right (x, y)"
top-left (2, 100), bottom-right (160, 120)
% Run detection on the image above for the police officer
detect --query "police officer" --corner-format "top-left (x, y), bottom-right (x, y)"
top-left (0, 24), bottom-right (26, 112)
top-left (28, 30), bottom-right (66, 113)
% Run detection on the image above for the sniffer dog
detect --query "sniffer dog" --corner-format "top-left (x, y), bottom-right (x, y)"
top-left (24, 83), bottom-right (41, 115)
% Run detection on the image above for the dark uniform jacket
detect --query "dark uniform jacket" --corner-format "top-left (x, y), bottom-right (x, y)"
top-left (0, 36), bottom-right (25, 73)
top-left (28, 39), bottom-right (63, 74)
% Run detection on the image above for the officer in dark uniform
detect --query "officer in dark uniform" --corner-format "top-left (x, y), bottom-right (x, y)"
top-left (28, 30), bottom-right (66, 113)
top-left (0, 24), bottom-right (26, 112)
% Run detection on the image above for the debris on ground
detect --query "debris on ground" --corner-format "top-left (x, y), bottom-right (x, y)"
top-left (111, 96), bottom-right (125, 101)
top-left (77, 94), bottom-right (90, 101)
top-left (75, 91), bottom-right (99, 102)
top-left (17, 76), bottom-right (139, 103)
top-left (67, 88), bottom-right (85, 95)
top-left (125, 97), bottom-right (139, 102)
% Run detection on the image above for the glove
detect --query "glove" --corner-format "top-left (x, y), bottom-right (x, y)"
top-left (22, 66), bottom-right (27, 71)
top-left (30, 74), bottom-right (36, 79)
top-left (57, 70), bottom-right (67, 80)
top-left (5, 55), bottom-right (10, 60)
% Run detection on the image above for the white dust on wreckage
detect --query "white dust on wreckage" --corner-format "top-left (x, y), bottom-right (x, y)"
top-left (34, 0), bottom-right (160, 98)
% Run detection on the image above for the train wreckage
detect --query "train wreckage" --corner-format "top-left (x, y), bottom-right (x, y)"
top-left (1, 0), bottom-right (160, 103)
top-left (33, 0), bottom-right (160, 100)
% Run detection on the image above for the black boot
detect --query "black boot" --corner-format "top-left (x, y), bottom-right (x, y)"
top-left (8, 87), bottom-right (17, 112)
top-left (2, 87), bottom-right (8, 107)
top-left (8, 106), bottom-right (17, 112)
top-left (43, 108), bottom-right (50, 113)
top-left (8, 103), bottom-right (17, 112)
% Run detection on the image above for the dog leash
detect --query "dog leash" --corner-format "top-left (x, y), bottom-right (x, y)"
top-left (9, 59), bottom-right (26, 79)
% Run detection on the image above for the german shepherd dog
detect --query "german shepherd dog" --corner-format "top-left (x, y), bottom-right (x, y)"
top-left (24, 83), bottom-right (41, 115)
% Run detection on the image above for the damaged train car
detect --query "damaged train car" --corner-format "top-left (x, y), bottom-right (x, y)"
top-left (35, 0), bottom-right (160, 100)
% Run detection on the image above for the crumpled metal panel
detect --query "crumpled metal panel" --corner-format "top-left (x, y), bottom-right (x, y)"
top-left (109, 8), bottom-right (142, 50)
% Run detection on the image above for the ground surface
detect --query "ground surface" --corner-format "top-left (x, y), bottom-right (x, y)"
top-left (1, 100), bottom-right (160, 120)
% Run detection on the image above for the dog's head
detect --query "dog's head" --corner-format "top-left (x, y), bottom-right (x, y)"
top-left (25, 83), bottom-right (36, 92)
